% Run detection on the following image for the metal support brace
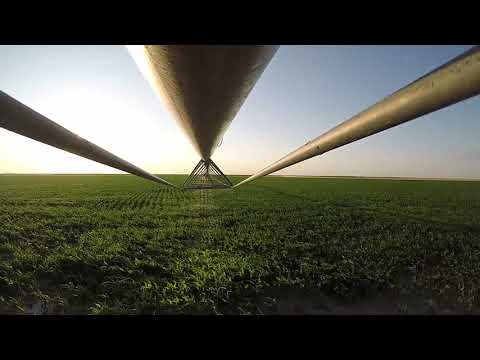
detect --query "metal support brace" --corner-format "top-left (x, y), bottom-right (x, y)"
top-left (183, 159), bottom-right (232, 190)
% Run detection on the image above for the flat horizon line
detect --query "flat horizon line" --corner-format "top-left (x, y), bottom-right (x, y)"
top-left (1, 173), bottom-right (479, 182)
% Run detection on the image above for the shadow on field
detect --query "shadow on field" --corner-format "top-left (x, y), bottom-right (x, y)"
top-left (255, 286), bottom-right (476, 315)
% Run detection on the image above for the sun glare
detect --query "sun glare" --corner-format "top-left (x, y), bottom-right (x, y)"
top-left (0, 87), bottom-right (197, 174)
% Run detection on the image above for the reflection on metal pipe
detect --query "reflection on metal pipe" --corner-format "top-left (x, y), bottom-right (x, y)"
top-left (234, 46), bottom-right (480, 188)
top-left (127, 45), bottom-right (279, 160)
top-left (0, 90), bottom-right (176, 188)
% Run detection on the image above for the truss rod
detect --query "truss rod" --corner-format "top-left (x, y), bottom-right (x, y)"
top-left (183, 159), bottom-right (204, 186)
top-left (210, 161), bottom-right (233, 186)
top-left (183, 162), bottom-right (206, 188)
top-left (183, 159), bottom-right (232, 190)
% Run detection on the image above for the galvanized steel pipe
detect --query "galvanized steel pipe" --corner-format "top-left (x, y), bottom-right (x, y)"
top-left (0, 90), bottom-right (176, 188)
top-left (235, 46), bottom-right (480, 187)
top-left (127, 45), bottom-right (279, 160)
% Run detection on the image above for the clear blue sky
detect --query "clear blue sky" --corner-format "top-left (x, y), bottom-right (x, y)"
top-left (1, 45), bottom-right (479, 178)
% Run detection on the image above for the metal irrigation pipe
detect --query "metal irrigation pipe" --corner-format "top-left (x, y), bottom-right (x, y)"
top-left (234, 46), bottom-right (480, 188)
top-left (0, 90), bottom-right (177, 188)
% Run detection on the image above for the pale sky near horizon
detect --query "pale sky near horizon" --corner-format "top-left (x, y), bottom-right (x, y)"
top-left (0, 45), bottom-right (479, 178)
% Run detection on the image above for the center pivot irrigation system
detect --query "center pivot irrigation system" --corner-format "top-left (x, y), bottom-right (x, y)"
top-left (1, 45), bottom-right (479, 190)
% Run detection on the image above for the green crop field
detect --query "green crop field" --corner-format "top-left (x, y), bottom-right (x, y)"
top-left (1, 174), bottom-right (480, 315)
